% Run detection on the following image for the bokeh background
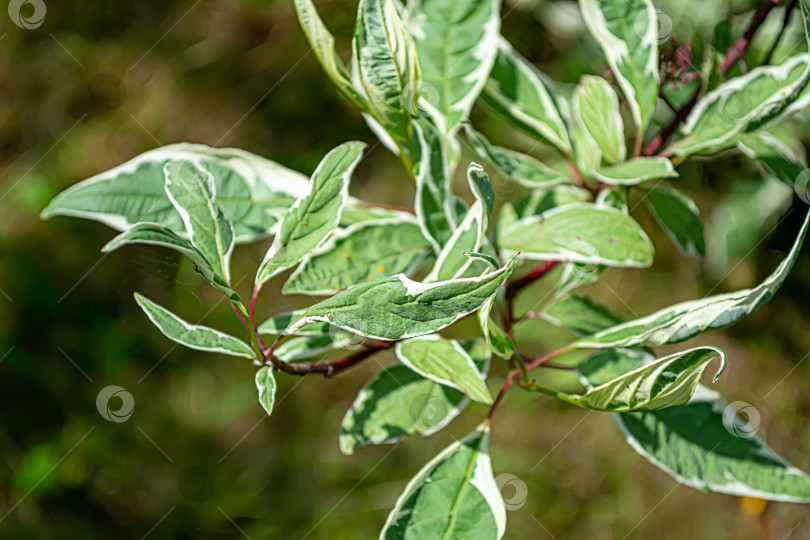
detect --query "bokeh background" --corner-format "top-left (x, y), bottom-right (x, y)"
top-left (2, 0), bottom-right (810, 538)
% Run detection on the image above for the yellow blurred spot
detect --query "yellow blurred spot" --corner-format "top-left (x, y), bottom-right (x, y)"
top-left (377, 266), bottom-right (385, 272)
top-left (740, 497), bottom-right (767, 517)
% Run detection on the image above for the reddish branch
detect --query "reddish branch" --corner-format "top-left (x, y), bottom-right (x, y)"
top-left (505, 261), bottom-right (559, 300)
top-left (275, 342), bottom-right (392, 378)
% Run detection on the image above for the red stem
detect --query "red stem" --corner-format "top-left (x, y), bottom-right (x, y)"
top-left (277, 342), bottom-right (392, 377)
top-left (506, 261), bottom-right (559, 299)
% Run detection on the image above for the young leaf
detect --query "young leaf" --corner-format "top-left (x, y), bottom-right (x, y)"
top-left (396, 335), bottom-right (493, 404)
top-left (426, 163), bottom-right (494, 281)
top-left (595, 185), bottom-right (628, 213)
top-left (528, 346), bottom-right (727, 412)
top-left (256, 141), bottom-right (365, 285)
top-left (500, 203), bottom-right (654, 267)
top-left (134, 293), bottom-right (254, 358)
top-left (352, 0), bottom-right (422, 159)
top-left (283, 218), bottom-right (431, 295)
top-left (288, 256), bottom-right (519, 341)
top-left (257, 309), bottom-right (331, 337)
top-left (671, 54), bottom-right (810, 157)
top-left (592, 157), bottom-right (678, 186)
top-left (164, 160), bottom-right (235, 283)
top-left (41, 143), bottom-right (310, 243)
top-left (575, 210), bottom-right (810, 349)
top-left (481, 38), bottom-right (572, 155)
top-left (645, 186), bottom-right (706, 257)
top-left (256, 366), bottom-right (277, 415)
top-left (540, 293), bottom-right (622, 336)
top-left (573, 75), bottom-right (626, 164)
top-left (405, 0), bottom-right (501, 133)
top-left (463, 122), bottom-right (570, 188)
top-left (381, 423), bottom-right (506, 539)
top-left (578, 349), bottom-right (810, 502)
top-left (103, 223), bottom-right (241, 304)
top-left (579, 0), bottom-right (659, 138)
top-left (412, 118), bottom-right (458, 254)
top-left (340, 340), bottom-right (491, 454)
top-left (477, 292), bottom-right (516, 359)
top-left (293, 0), bottom-right (368, 110)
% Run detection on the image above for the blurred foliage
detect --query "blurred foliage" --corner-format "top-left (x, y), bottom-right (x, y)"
top-left (1, 0), bottom-right (810, 538)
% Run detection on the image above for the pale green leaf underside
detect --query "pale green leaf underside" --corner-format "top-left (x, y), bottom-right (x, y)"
top-left (284, 218), bottom-right (431, 294)
top-left (102, 223), bottom-right (241, 304)
top-left (340, 340), bottom-right (490, 454)
top-left (541, 293), bottom-right (622, 336)
top-left (396, 335), bottom-right (492, 404)
top-left (593, 157), bottom-right (678, 186)
top-left (256, 366), bottom-right (277, 415)
top-left (579, 0), bottom-right (659, 135)
top-left (406, 0), bottom-right (501, 132)
top-left (530, 346), bottom-right (727, 412)
top-left (578, 349), bottom-right (810, 502)
top-left (463, 123), bottom-right (570, 188)
top-left (257, 141), bottom-right (365, 284)
top-left (164, 160), bottom-right (235, 283)
top-left (382, 423), bottom-right (506, 539)
top-left (645, 186), bottom-right (706, 257)
top-left (575, 211), bottom-right (810, 348)
top-left (41, 143), bottom-right (310, 243)
top-left (500, 203), bottom-right (654, 267)
top-left (134, 293), bottom-right (254, 358)
top-left (257, 309), bottom-right (331, 337)
top-left (574, 74), bottom-right (626, 164)
top-left (481, 38), bottom-right (572, 155)
top-left (289, 256), bottom-right (519, 341)
top-left (737, 132), bottom-right (808, 192)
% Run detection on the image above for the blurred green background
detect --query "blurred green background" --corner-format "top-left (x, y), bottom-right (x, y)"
top-left (2, 0), bottom-right (810, 538)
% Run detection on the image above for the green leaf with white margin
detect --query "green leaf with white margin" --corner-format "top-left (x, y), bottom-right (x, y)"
top-left (595, 185), bottom-right (628, 213)
top-left (481, 38), bottom-right (572, 155)
top-left (540, 293), bottom-right (622, 336)
top-left (645, 186), bottom-right (705, 257)
top-left (102, 223), bottom-right (242, 303)
top-left (381, 423), bottom-right (506, 539)
top-left (164, 160), bottom-right (235, 282)
top-left (570, 117), bottom-right (602, 175)
top-left (495, 185), bottom-right (591, 240)
top-left (462, 122), bottom-right (570, 188)
top-left (288, 256), bottom-right (519, 341)
top-left (578, 348), bottom-right (810, 502)
top-left (256, 366), bottom-right (277, 415)
top-left (293, 0), bottom-right (368, 110)
top-left (134, 293), bottom-right (254, 358)
top-left (573, 75), bottom-right (625, 164)
top-left (41, 143), bottom-right (310, 243)
top-left (274, 331), bottom-right (362, 362)
top-left (405, 0), bottom-right (501, 134)
top-left (592, 157), bottom-right (678, 186)
top-left (396, 335), bottom-right (493, 404)
top-left (257, 309), bottom-right (331, 336)
top-left (478, 294), bottom-right (516, 360)
top-left (527, 346), bottom-right (727, 412)
top-left (579, 0), bottom-right (659, 138)
top-left (340, 340), bottom-right (491, 454)
top-left (352, 0), bottom-right (422, 160)
top-left (284, 218), bottom-right (431, 294)
top-left (256, 142), bottom-right (365, 285)
top-left (413, 118), bottom-right (458, 254)
top-left (500, 203), bottom-right (654, 267)
top-left (575, 210), bottom-right (810, 349)
top-left (737, 132), bottom-right (808, 195)
top-left (670, 54), bottom-right (810, 157)
top-left (426, 163), bottom-right (494, 281)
